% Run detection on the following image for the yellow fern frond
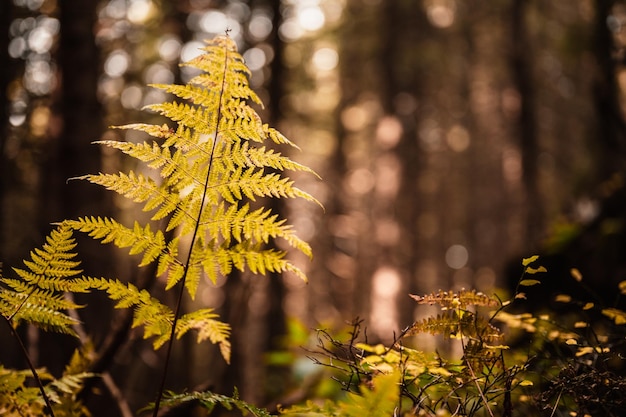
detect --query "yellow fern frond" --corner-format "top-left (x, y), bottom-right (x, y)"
top-left (68, 35), bottom-right (319, 365)
top-left (176, 308), bottom-right (231, 363)
top-left (81, 277), bottom-right (175, 349)
top-left (410, 289), bottom-right (500, 310)
top-left (0, 224), bottom-right (86, 336)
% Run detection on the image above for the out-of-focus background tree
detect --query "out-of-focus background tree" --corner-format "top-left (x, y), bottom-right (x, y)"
top-left (1, 0), bottom-right (625, 415)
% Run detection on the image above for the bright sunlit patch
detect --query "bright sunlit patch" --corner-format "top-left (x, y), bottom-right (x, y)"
top-left (341, 105), bottom-right (369, 131)
top-left (199, 10), bottom-right (228, 33)
top-left (14, 0), bottom-right (44, 11)
top-left (27, 26), bottom-right (53, 54)
top-left (425, 0), bottom-right (456, 28)
top-left (8, 37), bottom-right (26, 58)
top-left (104, 50), bottom-right (130, 77)
top-left (376, 116), bottom-right (403, 148)
top-left (120, 84), bottom-right (143, 109)
top-left (445, 245), bottom-right (468, 269)
top-left (298, 6), bottom-right (325, 31)
top-left (24, 59), bottom-right (54, 95)
top-left (446, 124), bottom-right (470, 152)
top-left (9, 114), bottom-right (26, 127)
top-left (127, 0), bottom-right (154, 24)
top-left (346, 168), bottom-right (375, 194)
top-left (103, 0), bottom-right (127, 19)
top-left (144, 62), bottom-right (174, 84)
top-left (199, 10), bottom-right (241, 37)
top-left (312, 47), bottom-right (338, 71)
top-left (279, 19), bottom-right (304, 41)
top-left (158, 36), bottom-right (182, 62)
top-left (181, 40), bottom-right (205, 62)
top-left (370, 267), bottom-right (402, 340)
top-left (243, 47), bottom-right (266, 71)
top-left (249, 14), bottom-right (273, 40)
top-left (30, 105), bottom-right (50, 137)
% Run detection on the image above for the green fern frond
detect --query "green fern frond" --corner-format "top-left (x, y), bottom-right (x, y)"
top-left (0, 225), bottom-right (87, 336)
top-left (146, 389), bottom-right (272, 417)
top-left (279, 371), bottom-right (400, 417)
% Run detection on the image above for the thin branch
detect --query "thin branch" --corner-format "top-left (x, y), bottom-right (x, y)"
top-left (151, 35), bottom-right (231, 417)
top-left (1, 317), bottom-right (56, 417)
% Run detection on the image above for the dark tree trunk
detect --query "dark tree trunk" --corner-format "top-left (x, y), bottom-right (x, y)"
top-left (593, 0), bottom-right (626, 179)
top-left (511, 0), bottom-right (542, 247)
top-left (36, 0), bottom-right (114, 377)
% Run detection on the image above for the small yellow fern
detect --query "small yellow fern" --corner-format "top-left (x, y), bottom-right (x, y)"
top-left (0, 224), bottom-right (88, 336)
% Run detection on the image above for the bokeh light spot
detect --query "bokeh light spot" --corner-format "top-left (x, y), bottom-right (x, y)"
top-left (249, 14), bottom-right (273, 40)
top-left (104, 50), bottom-right (130, 77)
top-left (445, 244), bottom-right (469, 269)
top-left (298, 6), bottom-right (325, 31)
top-left (312, 47), bottom-right (338, 71)
top-left (243, 47), bottom-right (266, 71)
top-left (446, 124), bottom-right (470, 152)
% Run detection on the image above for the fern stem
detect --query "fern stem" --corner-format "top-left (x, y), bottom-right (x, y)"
top-left (152, 37), bottom-right (231, 417)
top-left (1, 317), bottom-right (56, 417)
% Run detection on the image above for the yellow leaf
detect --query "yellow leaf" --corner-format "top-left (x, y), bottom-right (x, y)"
top-left (519, 380), bottom-right (533, 386)
top-left (570, 268), bottom-right (583, 282)
top-left (515, 293), bottom-right (527, 300)
top-left (583, 302), bottom-right (594, 310)
top-left (565, 339), bottom-right (577, 345)
top-left (576, 347), bottom-right (594, 357)
top-left (522, 255), bottom-right (539, 266)
top-left (574, 321), bottom-right (588, 328)
top-left (555, 294), bottom-right (571, 303)
top-left (484, 344), bottom-right (510, 350)
top-left (519, 279), bottom-right (541, 286)
top-left (525, 266), bottom-right (547, 274)
top-left (619, 280), bottom-right (626, 295)
top-left (602, 308), bottom-right (626, 325)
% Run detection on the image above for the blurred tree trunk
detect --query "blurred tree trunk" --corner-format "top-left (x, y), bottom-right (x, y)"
top-left (36, 0), bottom-right (114, 376)
top-left (594, 0), bottom-right (626, 179)
top-left (0, 0), bottom-right (21, 372)
top-left (0, 0), bottom-right (11, 178)
top-left (377, 0), bottom-right (427, 329)
top-left (511, 0), bottom-right (542, 247)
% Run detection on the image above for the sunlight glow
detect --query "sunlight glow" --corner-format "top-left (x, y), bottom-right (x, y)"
top-left (425, 0), bottom-right (456, 28)
top-left (446, 124), bottom-right (470, 152)
top-left (376, 116), bottom-right (403, 148)
top-left (370, 267), bottom-right (401, 339)
top-left (312, 47), bottom-right (338, 71)
top-left (243, 47), bottom-right (266, 71)
top-left (127, 0), bottom-right (154, 24)
top-left (158, 36), bottom-right (182, 62)
top-left (298, 6), bottom-right (325, 31)
top-left (104, 50), bottom-right (130, 77)
top-left (248, 13), bottom-right (273, 40)
top-left (181, 40), bottom-right (205, 62)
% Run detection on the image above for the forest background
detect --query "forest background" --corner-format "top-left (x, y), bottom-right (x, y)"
top-left (1, 0), bottom-right (626, 415)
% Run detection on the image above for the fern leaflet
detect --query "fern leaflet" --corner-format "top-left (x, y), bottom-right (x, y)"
top-left (0, 224), bottom-right (87, 336)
